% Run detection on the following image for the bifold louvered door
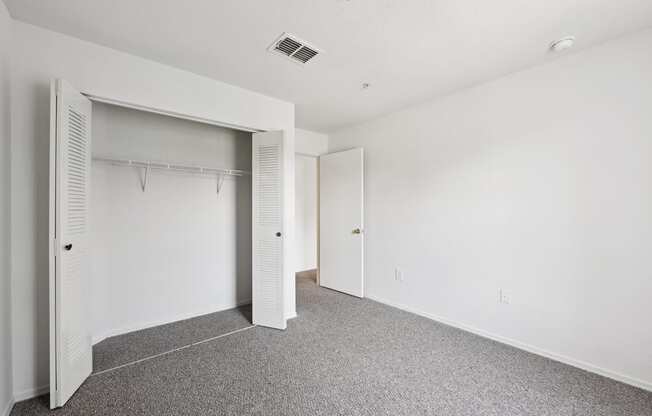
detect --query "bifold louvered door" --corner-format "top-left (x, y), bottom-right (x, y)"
top-left (49, 79), bottom-right (93, 409)
top-left (252, 131), bottom-right (286, 330)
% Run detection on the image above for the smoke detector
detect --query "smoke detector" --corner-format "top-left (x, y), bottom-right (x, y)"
top-left (268, 33), bottom-right (321, 64)
top-left (550, 36), bottom-right (575, 52)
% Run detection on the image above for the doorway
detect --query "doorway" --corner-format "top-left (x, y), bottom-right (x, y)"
top-left (295, 154), bottom-right (319, 283)
top-left (89, 101), bottom-right (254, 374)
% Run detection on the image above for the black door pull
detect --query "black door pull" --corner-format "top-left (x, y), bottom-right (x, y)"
top-left (276, 232), bottom-right (282, 237)
top-left (64, 244), bottom-right (72, 251)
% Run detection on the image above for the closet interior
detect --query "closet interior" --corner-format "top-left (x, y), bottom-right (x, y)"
top-left (88, 102), bottom-right (254, 365)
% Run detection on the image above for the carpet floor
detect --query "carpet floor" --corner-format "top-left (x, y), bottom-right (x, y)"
top-left (11, 277), bottom-right (652, 415)
top-left (93, 306), bottom-right (252, 373)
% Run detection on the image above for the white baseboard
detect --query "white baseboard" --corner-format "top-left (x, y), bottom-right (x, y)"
top-left (12, 385), bottom-right (48, 403)
top-left (366, 294), bottom-right (652, 393)
top-left (2, 397), bottom-right (15, 416)
top-left (92, 299), bottom-right (252, 345)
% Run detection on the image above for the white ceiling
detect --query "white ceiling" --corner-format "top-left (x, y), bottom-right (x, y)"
top-left (5, 0), bottom-right (652, 132)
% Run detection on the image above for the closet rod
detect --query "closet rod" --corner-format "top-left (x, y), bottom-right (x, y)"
top-left (92, 156), bottom-right (251, 176)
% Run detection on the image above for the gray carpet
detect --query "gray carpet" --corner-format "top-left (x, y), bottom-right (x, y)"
top-left (11, 277), bottom-right (652, 415)
top-left (93, 306), bottom-right (252, 373)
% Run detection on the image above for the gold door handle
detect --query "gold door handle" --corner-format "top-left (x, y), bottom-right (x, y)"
top-left (352, 228), bottom-right (361, 234)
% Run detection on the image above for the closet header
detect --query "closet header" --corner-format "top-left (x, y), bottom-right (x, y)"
top-left (84, 93), bottom-right (263, 133)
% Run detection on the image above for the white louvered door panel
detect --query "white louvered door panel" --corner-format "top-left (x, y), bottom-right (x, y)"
top-left (252, 131), bottom-right (286, 330)
top-left (49, 79), bottom-right (93, 409)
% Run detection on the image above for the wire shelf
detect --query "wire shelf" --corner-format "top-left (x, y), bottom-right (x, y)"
top-left (92, 156), bottom-right (250, 193)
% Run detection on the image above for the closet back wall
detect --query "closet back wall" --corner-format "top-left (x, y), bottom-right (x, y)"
top-left (91, 103), bottom-right (252, 342)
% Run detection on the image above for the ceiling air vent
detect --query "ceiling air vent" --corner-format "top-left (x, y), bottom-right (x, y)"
top-left (268, 33), bottom-right (321, 64)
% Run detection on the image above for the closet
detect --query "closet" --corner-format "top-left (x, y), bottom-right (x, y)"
top-left (90, 101), bottom-right (253, 342)
top-left (48, 79), bottom-right (288, 408)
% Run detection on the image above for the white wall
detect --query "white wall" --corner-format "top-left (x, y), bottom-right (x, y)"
top-left (329, 29), bottom-right (652, 391)
top-left (0, 3), bottom-right (14, 415)
top-left (90, 103), bottom-right (252, 343)
top-left (10, 21), bottom-right (295, 399)
top-left (295, 155), bottom-right (318, 271)
top-left (296, 128), bottom-right (328, 157)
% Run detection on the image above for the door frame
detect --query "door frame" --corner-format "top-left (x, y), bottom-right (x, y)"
top-left (49, 84), bottom-right (294, 406)
top-left (48, 80), bottom-right (57, 408)
top-left (82, 93), bottom-right (265, 133)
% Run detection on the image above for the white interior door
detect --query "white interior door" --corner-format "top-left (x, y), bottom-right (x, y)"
top-left (252, 131), bottom-right (286, 329)
top-left (319, 148), bottom-right (364, 297)
top-left (49, 79), bottom-right (93, 408)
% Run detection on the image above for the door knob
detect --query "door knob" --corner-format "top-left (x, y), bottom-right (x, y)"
top-left (276, 232), bottom-right (282, 237)
top-left (64, 243), bottom-right (73, 251)
top-left (352, 228), bottom-right (361, 234)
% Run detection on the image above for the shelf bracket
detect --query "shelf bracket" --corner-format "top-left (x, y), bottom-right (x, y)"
top-left (141, 165), bottom-right (150, 192)
top-left (216, 173), bottom-right (225, 194)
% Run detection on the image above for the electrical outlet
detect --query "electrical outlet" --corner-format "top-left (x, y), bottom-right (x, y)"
top-left (394, 268), bottom-right (404, 282)
top-left (499, 289), bottom-right (511, 305)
